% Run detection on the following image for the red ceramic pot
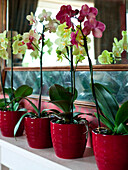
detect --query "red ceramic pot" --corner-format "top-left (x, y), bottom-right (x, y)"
top-left (1, 111), bottom-right (25, 137)
top-left (0, 110), bottom-right (1, 129)
top-left (92, 129), bottom-right (128, 170)
top-left (50, 120), bottom-right (88, 159)
top-left (25, 117), bottom-right (52, 149)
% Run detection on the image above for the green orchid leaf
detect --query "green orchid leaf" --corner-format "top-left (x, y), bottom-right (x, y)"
top-left (94, 112), bottom-right (114, 131)
top-left (14, 112), bottom-right (30, 137)
top-left (14, 112), bottom-right (38, 137)
top-left (41, 110), bottom-right (48, 117)
top-left (116, 123), bottom-right (128, 135)
top-left (13, 102), bottom-right (19, 111)
top-left (94, 83), bottom-right (119, 124)
top-left (49, 84), bottom-right (73, 101)
top-left (18, 108), bottom-right (27, 112)
top-left (14, 85), bottom-right (33, 102)
top-left (0, 98), bottom-right (10, 103)
top-left (0, 98), bottom-right (10, 107)
top-left (49, 84), bottom-right (73, 112)
top-left (0, 102), bottom-right (5, 107)
top-left (49, 100), bottom-right (72, 113)
top-left (66, 87), bottom-right (78, 102)
top-left (24, 98), bottom-right (38, 114)
top-left (115, 101), bottom-right (128, 127)
top-left (4, 87), bottom-right (15, 100)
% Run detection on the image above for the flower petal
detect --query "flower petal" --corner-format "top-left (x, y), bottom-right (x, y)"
top-left (92, 28), bottom-right (103, 38)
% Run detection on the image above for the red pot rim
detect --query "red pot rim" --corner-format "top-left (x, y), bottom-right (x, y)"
top-left (0, 110), bottom-right (25, 113)
top-left (25, 117), bottom-right (51, 120)
top-left (92, 128), bottom-right (128, 137)
top-left (51, 119), bottom-right (89, 132)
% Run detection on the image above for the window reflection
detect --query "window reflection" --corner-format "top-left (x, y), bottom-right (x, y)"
top-left (7, 0), bottom-right (127, 67)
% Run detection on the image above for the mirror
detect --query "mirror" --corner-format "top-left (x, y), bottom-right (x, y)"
top-left (4, 0), bottom-right (128, 66)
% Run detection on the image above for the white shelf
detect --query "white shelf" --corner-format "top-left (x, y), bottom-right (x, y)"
top-left (0, 133), bottom-right (98, 170)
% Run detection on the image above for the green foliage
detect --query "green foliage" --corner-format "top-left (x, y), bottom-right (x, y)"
top-left (49, 84), bottom-right (74, 113)
top-left (14, 98), bottom-right (52, 137)
top-left (14, 112), bottom-right (38, 137)
top-left (0, 85), bottom-right (33, 111)
top-left (49, 84), bottom-right (86, 124)
top-left (94, 83), bottom-right (128, 135)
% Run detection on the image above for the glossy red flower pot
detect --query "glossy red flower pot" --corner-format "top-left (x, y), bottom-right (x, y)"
top-left (1, 111), bottom-right (25, 137)
top-left (92, 129), bottom-right (128, 170)
top-left (50, 120), bottom-right (88, 159)
top-left (25, 117), bottom-right (52, 149)
top-left (0, 110), bottom-right (2, 129)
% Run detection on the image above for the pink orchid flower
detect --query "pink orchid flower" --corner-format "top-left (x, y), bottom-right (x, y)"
top-left (26, 42), bottom-right (35, 51)
top-left (78, 4), bottom-right (98, 22)
top-left (71, 31), bottom-right (79, 47)
top-left (56, 5), bottom-right (79, 28)
top-left (83, 18), bottom-right (105, 38)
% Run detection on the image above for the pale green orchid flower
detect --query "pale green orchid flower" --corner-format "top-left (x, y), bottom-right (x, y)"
top-left (56, 23), bottom-right (72, 47)
top-left (12, 39), bottom-right (27, 54)
top-left (56, 47), bottom-right (68, 62)
top-left (26, 12), bottom-right (37, 25)
top-left (45, 19), bottom-right (58, 33)
top-left (112, 37), bottom-right (123, 58)
top-left (30, 49), bottom-right (40, 59)
top-left (0, 31), bottom-right (8, 59)
top-left (23, 30), bottom-right (40, 44)
top-left (44, 38), bottom-right (53, 55)
top-left (0, 48), bottom-right (8, 59)
top-left (98, 50), bottom-right (113, 64)
top-left (12, 34), bottom-right (27, 54)
top-left (121, 30), bottom-right (128, 52)
top-left (38, 9), bottom-right (52, 22)
top-left (55, 22), bottom-right (91, 65)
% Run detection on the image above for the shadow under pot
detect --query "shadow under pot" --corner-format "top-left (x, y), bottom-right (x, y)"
top-left (1, 111), bottom-right (25, 137)
top-left (92, 129), bottom-right (128, 170)
top-left (50, 119), bottom-right (88, 159)
top-left (25, 117), bottom-right (52, 149)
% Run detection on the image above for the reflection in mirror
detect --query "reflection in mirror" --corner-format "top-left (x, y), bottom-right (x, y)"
top-left (6, 0), bottom-right (127, 66)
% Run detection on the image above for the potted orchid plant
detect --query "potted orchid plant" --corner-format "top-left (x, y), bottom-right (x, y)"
top-left (91, 30), bottom-right (128, 170)
top-left (14, 10), bottom-right (58, 148)
top-left (49, 4), bottom-right (105, 159)
top-left (0, 31), bottom-right (33, 137)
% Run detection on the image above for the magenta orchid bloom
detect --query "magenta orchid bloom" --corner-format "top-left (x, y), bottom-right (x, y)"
top-left (56, 5), bottom-right (79, 28)
top-left (78, 4), bottom-right (98, 22)
top-left (83, 18), bottom-right (105, 38)
top-left (71, 31), bottom-right (79, 47)
top-left (26, 42), bottom-right (35, 51)
top-left (56, 4), bottom-right (105, 48)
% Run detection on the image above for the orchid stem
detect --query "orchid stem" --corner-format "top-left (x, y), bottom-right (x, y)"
top-left (70, 46), bottom-right (74, 123)
top-left (38, 28), bottom-right (44, 117)
top-left (0, 66), bottom-right (7, 110)
top-left (83, 36), bottom-right (101, 128)
top-left (11, 30), bottom-right (14, 111)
